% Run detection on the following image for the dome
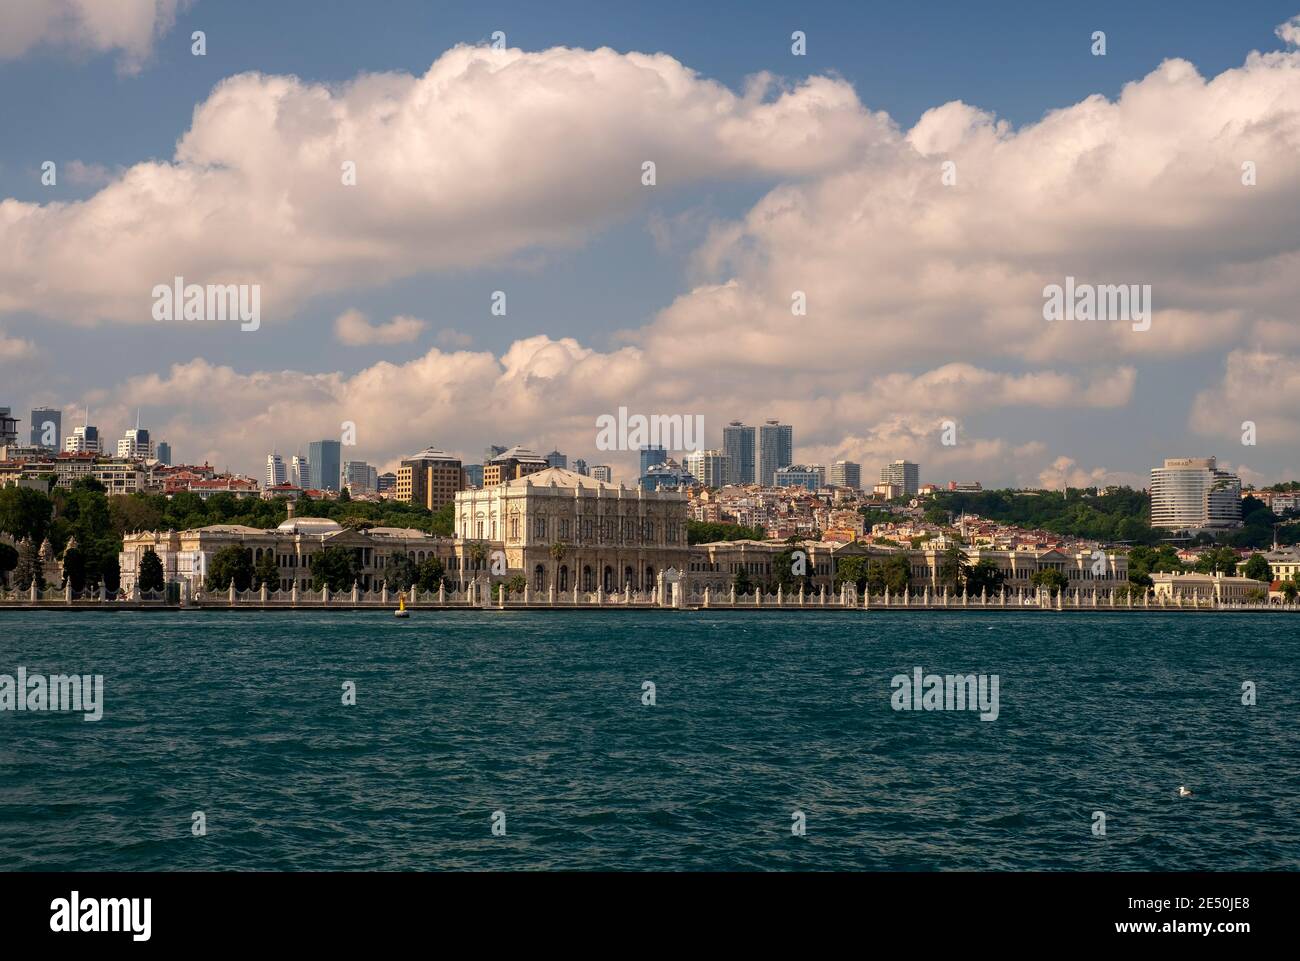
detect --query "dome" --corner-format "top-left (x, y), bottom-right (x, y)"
top-left (276, 517), bottom-right (343, 534)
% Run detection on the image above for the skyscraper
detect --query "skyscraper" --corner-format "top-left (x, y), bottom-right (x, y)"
top-left (266, 453), bottom-right (288, 487)
top-left (828, 460), bottom-right (862, 489)
top-left (64, 421), bottom-right (100, 454)
top-left (155, 441), bottom-right (172, 466)
top-left (756, 420), bottom-right (793, 487)
top-left (722, 421), bottom-right (755, 485)
top-left (0, 408), bottom-right (18, 448)
top-left (684, 449), bottom-right (729, 488)
top-left (1150, 457), bottom-right (1242, 530)
top-left (344, 460), bottom-right (379, 493)
top-left (117, 421), bottom-right (152, 459)
top-left (880, 460), bottom-right (919, 496)
top-left (291, 453), bottom-right (310, 488)
top-left (396, 447), bottom-right (462, 509)
top-left (307, 440), bottom-right (342, 492)
top-left (546, 449), bottom-right (567, 469)
top-left (639, 445), bottom-right (668, 476)
top-left (29, 407), bottom-right (61, 449)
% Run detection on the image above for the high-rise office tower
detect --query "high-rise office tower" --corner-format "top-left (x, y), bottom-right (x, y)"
top-left (291, 453), bottom-right (310, 488)
top-left (722, 421), bottom-right (755, 485)
top-left (684, 449), bottom-right (729, 488)
top-left (266, 453), bottom-right (288, 487)
top-left (154, 441), bottom-right (172, 466)
top-left (880, 460), bottom-right (919, 496)
top-left (29, 407), bottom-right (61, 449)
top-left (396, 447), bottom-right (463, 509)
top-left (307, 439), bottom-right (342, 491)
top-left (828, 460), bottom-right (862, 489)
top-left (546, 449), bottom-right (567, 469)
top-left (117, 424), bottom-right (152, 459)
top-left (0, 408), bottom-right (18, 448)
top-left (756, 420), bottom-right (793, 487)
top-left (344, 460), bottom-right (378, 493)
top-left (1150, 457), bottom-right (1242, 530)
top-left (590, 465), bottom-right (613, 483)
top-left (639, 445), bottom-right (668, 477)
top-left (64, 417), bottom-right (101, 454)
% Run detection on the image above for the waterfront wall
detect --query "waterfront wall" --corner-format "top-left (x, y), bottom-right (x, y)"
top-left (0, 581), bottom-right (1295, 612)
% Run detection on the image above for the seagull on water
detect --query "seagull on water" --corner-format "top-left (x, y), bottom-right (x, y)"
top-left (1178, 786), bottom-right (1193, 798)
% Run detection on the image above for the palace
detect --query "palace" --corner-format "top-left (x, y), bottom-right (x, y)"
top-left (119, 467), bottom-right (692, 595)
top-left (454, 467), bottom-right (690, 593)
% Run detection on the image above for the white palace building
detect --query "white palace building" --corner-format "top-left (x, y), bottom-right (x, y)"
top-left (120, 466), bottom-right (1145, 600)
top-left (120, 468), bottom-right (692, 595)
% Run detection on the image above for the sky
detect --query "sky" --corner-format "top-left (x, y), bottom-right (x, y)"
top-left (1, 0), bottom-right (1299, 488)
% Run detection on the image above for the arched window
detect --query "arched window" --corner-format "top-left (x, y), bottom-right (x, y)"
top-left (559, 565), bottom-right (569, 591)
top-left (645, 566), bottom-right (655, 588)
top-left (534, 564), bottom-right (545, 591)
top-left (624, 566), bottom-right (634, 588)
top-left (603, 565), bottom-right (614, 592)
top-left (582, 565), bottom-right (594, 591)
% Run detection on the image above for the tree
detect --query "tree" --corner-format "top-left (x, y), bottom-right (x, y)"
top-left (938, 545), bottom-right (969, 591)
top-left (833, 555), bottom-right (870, 592)
top-left (1243, 553), bottom-right (1271, 583)
top-left (12, 540), bottom-right (45, 591)
top-left (0, 542), bottom-right (17, 587)
top-left (1194, 546), bottom-right (1239, 577)
top-left (733, 566), bottom-right (753, 594)
top-left (252, 551), bottom-right (280, 590)
top-left (922, 506), bottom-right (950, 527)
top-left (466, 541), bottom-right (489, 573)
top-left (0, 486), bottom-right (53, 542)
top-left (205, 545), bottom-right (254, 592)
top-left (429, 502), bottom-right (455, 536)
top-left (416, 556), bottom-right (447, 592)
top-left (965, 558), bottom-right (1006, 596)
top-left (385, 552), bottom-right (417, 591)
top-left (1031, 569), bottom-right (1069, 595)
top-left (138, 548), bottom-right (166, 592)
top-left (310, 547), bottom-right (360, 592)
top-left (688, 521), bottom-right (766, 544)
top-left (109, 495), bottom-right (164, 537)
top-left (771, 545), bottom-right (812, 593)
top-left (867, 554), bottom-right (910, 594)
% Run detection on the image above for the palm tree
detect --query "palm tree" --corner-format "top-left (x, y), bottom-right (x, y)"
top-left (465, 541), bottom-right (488, 582)
top-left (549, 542), bottom-right (568, 590)
top-left (938, 544), bottom-right (969, 591)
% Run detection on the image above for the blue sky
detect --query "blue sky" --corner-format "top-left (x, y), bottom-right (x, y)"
top-left (2, 0), bottom-right (1299, 486)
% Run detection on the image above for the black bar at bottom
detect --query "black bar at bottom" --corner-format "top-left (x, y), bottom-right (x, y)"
top-left (0, 871), bottom-right (1289, 947)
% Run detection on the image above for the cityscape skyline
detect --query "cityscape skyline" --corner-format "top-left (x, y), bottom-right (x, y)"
top-left (2, 4), bottom-right (1299, 492)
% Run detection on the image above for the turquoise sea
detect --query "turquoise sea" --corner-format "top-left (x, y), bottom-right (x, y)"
top-left (0, 610), bottom-right (1296, 871)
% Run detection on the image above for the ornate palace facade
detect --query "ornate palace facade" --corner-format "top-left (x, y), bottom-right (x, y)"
top-left (455, 467), bottom-right (690, 593)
